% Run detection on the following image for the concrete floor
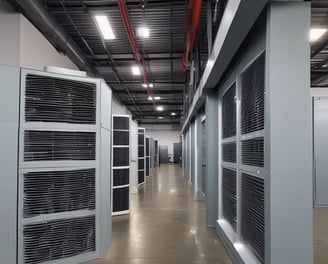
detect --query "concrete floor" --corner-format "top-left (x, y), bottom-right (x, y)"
top-left (314, 208), bottom-right (328, 264)
top-left (87, 164), bottom-right (232, 264)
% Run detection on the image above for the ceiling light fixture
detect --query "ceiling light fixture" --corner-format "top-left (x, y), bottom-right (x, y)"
top-left (156, 106), bottom-right (164, 111)
top-left (158, 117), bottom-right (163, 119)
top-left (142, 83), bottom-right (153, 88)
top-left (95, 15), bottom-right (116, 40)
top-left (171, 112), bottom-right (176, 116)
top-left (154, 96), bottom-right (161, 100)
top-left (137, 26), bottom-right (150, 38)
top-left (148, 96), bottom-right (153, 100)
top-left (132, 65), bottom-right (141, 75)
top-left (310, 28), bottom-right (327, 42)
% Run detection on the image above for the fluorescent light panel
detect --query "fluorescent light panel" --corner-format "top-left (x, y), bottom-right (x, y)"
top-left (95, 15), bottom-right (115, 40)
top-left (142, 83), bottom-right (154, 88)
top-left (156, 106), bottom-right (164, 111)
top-left (137, 27), bottom-right (150, 38)
top-left (310, 28), bottom-right (327, 42)
top-left (132, 65), bottom-right (141, 75)
top-left (171, 112), bottom-right (176, 116)
top-left (154, 96), bottom-right (161, 100)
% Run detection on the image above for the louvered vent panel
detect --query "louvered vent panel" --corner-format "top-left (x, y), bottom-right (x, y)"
top-left (138, 171), bottom-right (145, 184)
top-left (241, 173), bottom-right (264, 263)
top-left (138, 128), bottom-right (144, 134)
top-left (222, 143), bottom-right (237, 163)
top-left (222, 168), bottom-right (237, 230)
top-left (241, 54), bottom-right (265, 134)
top-left (113, 187), bottom-right (129, 212)
top-left (24, 169), bottom-right (95, 217)
top-left (146, 138), bottom-right (150, 156)
top-left (113, 148), bottom-right (129, 167)
top-left (146, 157), bottom-right (150, 175)
top-left (241, 138), bottom-right (264, 167)
top-left (24, 216), bottom-right (95, 264)
top-left (138, 146), bottom-right (145, 157)
top-left (113, 131), bottom-right (129, 145)
top-left (222, 85), bottom-right (236, 138)
top-left (24, 131), bottom-right (96, 161)
top-left (113, 169), bottom-right (129, 186)
top-left (138, 159), bottom-right (145, 169)
top-left (155, 141), bottom-right (158, 154)
top-left (25, 74), bottom-right (96, 124)
top-left (138, 134), bottom-right (144, 145)
top-left (113, 117), bottom-right (129, 130)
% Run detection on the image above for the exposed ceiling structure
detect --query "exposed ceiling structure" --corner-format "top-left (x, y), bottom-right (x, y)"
top-left (6, 0), bottom-right (328, 125)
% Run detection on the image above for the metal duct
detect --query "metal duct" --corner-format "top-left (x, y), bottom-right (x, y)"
top-left (8, 0), bottom-right (96, 74)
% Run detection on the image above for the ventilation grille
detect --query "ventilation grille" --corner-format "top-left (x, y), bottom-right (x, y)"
top-left (113, 117), bottom-right (129, 130)
top-left (155, 141), bottom-right (158, 154)
top-left (23, 215), bottom-right (95, 264)
top-left (241, 173), bottom-right (264, 263)
top-left (222, 143), bottom-right (236, 163)
top-left (24, 169), bottom-right (95, 218)
top-left (222, 84), bottom-right (236, 138)
top-left (138, 171), bottom-right (145, 184)
top-left (146, 138), bottom-right (150, 155)
top-left (241, 54), bottom-right (265, 135)
top-left (113, 148), bottom-right (129, 167)
top-left (113, 169), bottom-right (129, 186)
top-left (113, 131), bottom-right (129, 145)
top-left (25, 75), bottom-right (96, 124)
top-left (241, 138), bottom-right (264, 167)
top-left (222, 168), bottom-right (237, 230)
top-left (138, 134), bottom-right (144, 145)
top-left (138, 146), bottom-right (145, 157)
top-left (138, 159), bottom-right (145, 169)
top-left (24, 131), bottom-right (96, 161)
top-left (113, 187), bottom-right (129, 212)
top-left (146, 157), bottom-right (150, 175)
top-left (138, 128), bottom-right (144, 134)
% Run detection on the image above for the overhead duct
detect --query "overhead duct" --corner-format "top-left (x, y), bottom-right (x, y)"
top-left (8, 0), bottom-right (96, 74)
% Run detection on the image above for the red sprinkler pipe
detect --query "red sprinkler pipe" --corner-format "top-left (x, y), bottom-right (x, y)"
top-left (182, 0), bottom-right (202, 72)
top-left (117, 0), bottom-right (154, 100)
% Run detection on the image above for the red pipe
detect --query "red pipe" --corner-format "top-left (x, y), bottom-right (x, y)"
top-left (117, 0), bottom-right (154, 100)
top-left (182, 0), bottom-right (202, 72)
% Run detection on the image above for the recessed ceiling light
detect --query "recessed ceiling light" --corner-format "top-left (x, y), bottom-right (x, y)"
top-left (323, 64), bottom-right (328, 68)
top-left (132, 65), bottom-right (141, 75)
top-left (142, 83), bottom-right (153, 88)
top-left (158, 116), bottom-right (163, 119)
top-left (154, 96), bottom-right (161, 100)
top-left (137, 27), bottom-right (150, 38)
top-left (95, 15), bottom-right (115, 40)
top-left (171, 112), bottom-right (176, 116)
top-left (156, 106), bottom-right (164, 111)
top-left (148, 96), bottom-right (153, 100)
top-left (310, 28), bottom-right (327, 42)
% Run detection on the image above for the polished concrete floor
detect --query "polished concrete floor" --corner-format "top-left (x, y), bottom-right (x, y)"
top-left (314, 208), bottom-right (328, 264)
top-left (88, 164), bottom-right (232, 264)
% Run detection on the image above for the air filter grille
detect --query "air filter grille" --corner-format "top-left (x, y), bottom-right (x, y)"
top-left (241, 138), bottom-right (264, 167)
top-left (146, 138), bottom-right (150, 156)
top-left (24, 169), bottom-right (95, 218)
top-left (113, 148), bottom-right (129, 167)
top-left (113, 131), bottom-right (129, 145)
top-left (222, 143), bottom-right (237, 163)
top-left (138, 134), bottom-right (144, 145)
top-left (222, 85), bottom-right (236, 138)
top-left (25, 74), bottom-right (96, 124)
top-left (222, 168), bottom-right (237, 230)
top-left (138, 146), bottom-right (145, 157)
top-left (113, 117), bottom-right (129, 130)
top-left (24, 131), bottom-right (96, 161)
top-left (23, 215), bottom-right (95, 264)
top-left (113, 169), bottom-right (129, 186)
top-left (241, 54), bottom-right (265, 135)
top-left (138, 171), bottom-right (145, 184)
top-left (241, 173), bottom-right (264, 263)
top-left (113, 187), bottom-right (129, 212)
top-left (146, 157), bottom-right (150, 176)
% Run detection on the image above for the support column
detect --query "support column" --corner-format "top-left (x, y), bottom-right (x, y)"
top-left (205, 89), bottom-right (219, 227)
top-left (265, 2), bottom-right (312, 264)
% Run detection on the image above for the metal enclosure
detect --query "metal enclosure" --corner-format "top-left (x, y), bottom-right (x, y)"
top-left (145, 137), bottom-right (150, 176)
top-left (138, 128), bottom-right (146, 185)
top-left (173, 143), bottom-right (182, 164)
top-left (0, 65), bottom-right (112, 264)
top-left (112, 115), bottom-right (130, 215)
top-left (159, 146), bottom-right (169, 163)
top-left (313, 97), bottom-right (328, 206)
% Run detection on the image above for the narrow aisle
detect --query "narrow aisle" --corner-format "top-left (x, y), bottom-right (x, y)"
top-left (89, 164), bottom-right (232, 264)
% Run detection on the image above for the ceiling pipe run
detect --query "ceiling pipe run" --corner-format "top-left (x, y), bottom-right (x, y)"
top-left (182, 0), bottom-right (203, 72)
top-left (8, 0), bottom-right (96, 74)
top-left (117, 0), bottom-right (154, 102)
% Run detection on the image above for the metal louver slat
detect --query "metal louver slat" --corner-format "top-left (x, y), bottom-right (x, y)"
top-left (24, 131), bottom-right (96, 161)
top-left (25, 75), bottom-right (96, 124)
top-left (241, 173), bottom-right (264, 263)
top-left (23, 215), bottom-right (96, 264)
top-left (241, 138), bottom-right (264, 167)
top-left (24, 169), bottom-right (95, 218)
top-left (222, 143), bottom-right (237, 163)
top-left (222, 168), bottom-right (237, 230)
top-left (222, 84), bottom-right (236, 138)
top-left (241, 54), bottom-right (265, 135)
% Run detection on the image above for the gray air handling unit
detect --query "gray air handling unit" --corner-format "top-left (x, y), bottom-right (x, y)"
top-left (0, 65), bottom-right (112, 264)
top-left (112, 115), bottom-right (130, 215)
top-left (138, 128), bottom-right (146, 185)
